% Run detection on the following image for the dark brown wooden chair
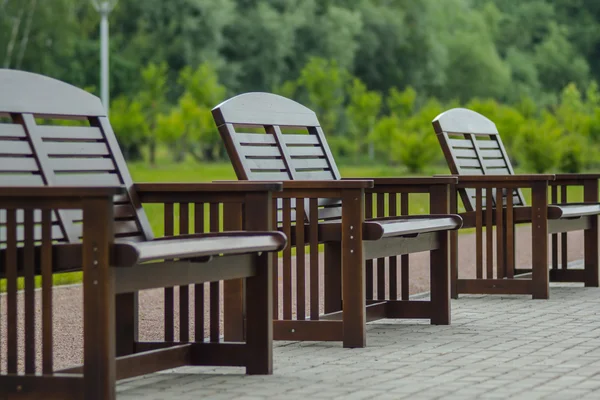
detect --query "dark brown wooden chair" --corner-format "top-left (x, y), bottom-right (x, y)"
top-left (212, 92), bottom-right (463, 349)
top-left (433, 108), bottom-right (600, 299)
top-left (0, 69), bottom-right (287, 400)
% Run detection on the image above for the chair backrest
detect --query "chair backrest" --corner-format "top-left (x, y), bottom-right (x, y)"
top-left (432, 108), bottom-right (526, 211)
top-left (212, 92), bottom-right (342, 223)
top-left (0, 69), bottom-right (153, 247)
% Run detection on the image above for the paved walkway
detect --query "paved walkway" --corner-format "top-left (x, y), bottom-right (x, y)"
top-left (118, 278), bottom-right (600, 399)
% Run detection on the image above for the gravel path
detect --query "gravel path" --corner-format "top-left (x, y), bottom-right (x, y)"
top-left (0, 226), bottom-right (586, 372)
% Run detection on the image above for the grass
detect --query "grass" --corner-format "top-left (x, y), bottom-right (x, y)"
top-left (0, 161), bottom-right (586, 292)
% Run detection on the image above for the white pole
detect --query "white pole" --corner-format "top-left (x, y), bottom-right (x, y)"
top-left (100, 2), bottom-right (110, 114)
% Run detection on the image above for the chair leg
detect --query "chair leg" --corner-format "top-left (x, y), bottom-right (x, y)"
top-left (531, 182), bottom-right (549, 299)
top-left (430, 231), bottom-right (450, 325)
top-left (324, 243), bottom-right (342, 314)
top-left (584, 215), bottom-right (599, 287)
top-left (450, 230), bottom-right (459, 299)
top-left (115, 292), bottom-right (137, 356)
top-left (245, 252), bottom-right (273, 375)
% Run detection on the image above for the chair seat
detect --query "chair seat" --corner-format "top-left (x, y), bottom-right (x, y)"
top-left (113, 232), bottom-right (287, 267)
top-left (553, 203), bottom-right (600, 219)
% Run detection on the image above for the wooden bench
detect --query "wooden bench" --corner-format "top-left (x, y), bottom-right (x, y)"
top-left (212, 92), bottom-right (463, 348)
top-left (433, 108), bottom-right (600, 299)
top-left (0, 69), bottom-right (287, 400)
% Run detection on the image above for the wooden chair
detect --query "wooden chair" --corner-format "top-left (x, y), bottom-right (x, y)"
top-left (212, 92), bottom-right (463, 349)
top-left (0, 69), bottom-right (287, 400)
top-left (433, 108), bottom-right (600, 299)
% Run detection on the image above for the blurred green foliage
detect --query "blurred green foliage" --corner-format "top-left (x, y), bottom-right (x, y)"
top-left (2, 0), bottom-right (600, 172)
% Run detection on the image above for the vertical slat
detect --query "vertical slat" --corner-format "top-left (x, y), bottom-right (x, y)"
top-left (296, 198), bottom-right (306, 320)
top-left (179, 203), bottom-right (190, 342)
top-left (6, 208), bottom-right (17, 373)
top-left (475, 188), bottom-right (483, 279)
top-left (41, 209), bottom-right (53, 373)
top-left (531, 181), bottom-right (549, 299)
top-left (223, 202), bottom-right (244, 342)
top-left (271, 198), bottom-right (279, 319)
top-left (376, 193), bottom-right (386, 300)
top-left (194, 202), bottom-right (205, 341)
top-left (583, 179), bottom-right (599, 287)
top-left (163, 203), bottom-right (174, 342)
top-left (282, 198), bottom-right (292, 320)
top-left (551, 185), bottom-right (558, 269)
top-left (496, 189), bottom-right (504, 279)
top-left (486, 187), bottom-right (493, 279)
top-left (365, 193), bottom-right (373, 300)
top-left (506, 192), bottom-right (514, 279)
top-left (401, 193), bottom-right (409, 300)
top-left (24, 209), bottom-right (35, 373)
top-left (210, 203), bottom-right (220, 342)
top-left (449, 186), bottom-right (459, 299)
top-left (389, 193), bottom-right (398, 300)
top-left (561, 186), bottom-right (568, 269)
top-left (309, 199), bottom-right (319, 320)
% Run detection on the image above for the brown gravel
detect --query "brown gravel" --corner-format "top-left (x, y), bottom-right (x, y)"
top-left (0, 226), bottom-right (585, 372)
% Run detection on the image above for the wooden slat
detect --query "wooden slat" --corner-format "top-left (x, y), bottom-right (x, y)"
top-left (287, 146), bottom-right (325, 157)
top-left (194, 202), bottom-right (205, 341)
top-left (248, 171), bottom-right (290, 181)
top-left (271, 198), bottom-right (279, 319)
top-left (37, 125), bottom-right (104, 140)
top-left (365, 193), bottom-right (373, 300)
top-left (41, 209), bottom-right (53, 373)
top-left (486, 187), bottom-right (493, 279)
top-left (480, 149), bottom-right (503, 158)
top-left (506, 192), bottom-right (514, 279)
top-left (282, 134), bottom-right (319, 145)
top-left (400, 193), bottom-right (409, 300)
top-left (54, 173), bottom-right (121, 186)
top-left (476, 140), bottom-right (500, 149)
top-left (453, 148), bottom-right (478, 158)
top-left (179, 203), bottom-right (190, 343)
top-left (389, 193), bottom-right (398, 300)
top-left (476, 188), bottom-right (483, 279)
top-left (282, 198), bottom-right (292, 320)
top-left (24, 209), bottom-right (35, 373)
top-left (209, 203), bottom-right (220, 343)
top-left (6, 208), bottom-right (17, 373)
top-left (561, 186), bottom-right (568, 270)
top-left (0, 173), bottom-right (44, 186)
top-left (246, 158), bottom-right (286, 170)
top-left (296, 198), bottom-right (306, 320)
top-left (235, 133), bottom-right (276, 144)
top-left (496, 188), bottom-right (504, 279)
top-left (483, 159), bottom-right (507, 168)
top-left (295, 171), bottom-right (334, 180)
top-left (164, 203), bottom-right (174, 342)
top-left (240, 145), bottom-right (280, 157)
top-left (448, 138), bottom-right (474, 149)
top-left (487, 167), bottom-right (511, 175)
top-left (457, 158), bottom-right (481, 168)
top-left (291, 158), bottom-right (329, 170)
top-left (551, 185), bottom-right (558, 269)
top-left (45, 141), bottom-right (109, 156)
top-left (0, 140), bottom-right (32, 155)
top-left (0, 157), bottom-right (38, 171)
top-left (0, 123), bottom-right (26, 137)
top-left (49, 157), bottom-right (115, 172)
top-left (309, 199), bottom-right (319, 320)
top-left (377, 193), bottom-right (385, 300)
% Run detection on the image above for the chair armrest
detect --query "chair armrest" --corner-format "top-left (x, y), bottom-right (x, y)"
top-left (345, 177), bottom-right (457, 186)
top-left (281, 180), bottom-right (373, 189)
top-left (0, 186), bottom-right (124, 197)
top-left (135, 182), bottom-right (283, 193)
top-left (554, 173), bottom-right (600, 180)
top-left (452, 174), bottom-right (555, 183)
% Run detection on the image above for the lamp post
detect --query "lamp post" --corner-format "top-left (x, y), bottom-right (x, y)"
top-left (91, 0), bottom-right (118, 114)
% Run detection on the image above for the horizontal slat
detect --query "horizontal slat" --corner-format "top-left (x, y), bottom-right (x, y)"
top-left (476, 140), bottom-right (500, 149)
top-left (54, 173), bottom-right (121, 186)
top-left (480, 149), bottom-right (503, 158)
top-left (0, 140), bottom-right (32, 155)
top-left (0, 174), bottom-right (44, 186)
top-left (282, 134), bottom-right (319, 145)
top-left (0, 157), bottom-right (38, 172)
top-left (0, 123), bottom-right (26, 138)
top-left (246, 158), bottom-right (286, 170)
top-left (487, 167), bottom-right (511, 175)
top-left (291, 158), bottom-right (329, 170)
top-left (288, 146), bottom-right (325, 157)
top-left (37, 125), bottom-right (104, 140)
top-left (457, 158), bottom-right (481, 168)
top-left (458, 167), bottom-right (483, 175)
top-left (49, 157), bottom-right (116, 172)
top-left (241, 145), bottom-right (280, 157)
top-left (454, 148), bottom-right (477, 158)
top-left (248, 171), bottom-right (290, 180)
top-left (114, 204), bottom-right (136, 219)
top-left (448, 138), bottom-right (473, 149)
top-left (483, 159), bottom-right (507, 168)
top-left (45, 141), bottom-right (110, 156)
top-left (235, 133), bottom-right (275, 145)
top-left (318, 206), bottom-right (342, 220)
top-left (296, 171), bottom-right (334, 180)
